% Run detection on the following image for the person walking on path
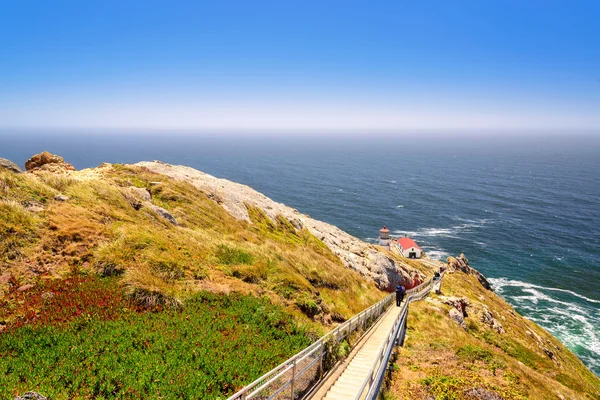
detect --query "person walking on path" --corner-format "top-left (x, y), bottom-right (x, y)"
top-left (395, 285), bottom-right (405, 306)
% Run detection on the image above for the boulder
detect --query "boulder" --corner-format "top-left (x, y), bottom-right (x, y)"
top-left (24, 152), bottom-right (75, 172)
top-left (149, 204), bottom-right (177, 225)
top-left (481, 306), bottom-right (494, 325)
top-left (449, 308), bottom-right (466, 329)
top-left (0, 157), bottom-right (22, 173)
top-left (492, 319), bottom-right (506, 334)
top-left (129, 187), bottom-right (152, 202)
top-left (481, 306), bottom-right (505, 334)
top-left (442, 296), bottom-right (470, 316)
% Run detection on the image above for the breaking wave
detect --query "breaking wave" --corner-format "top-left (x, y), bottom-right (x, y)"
top-left (393, 219), bottom-right (492, 239)
top-left (489, 277), bottom-right (600, 374)
top-left (489, 277), bottom-right (600, 305)
top-left (424, 250), bottom-right (450, 261)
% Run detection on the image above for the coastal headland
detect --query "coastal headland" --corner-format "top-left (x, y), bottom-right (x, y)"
top-left (1, 153), bottom-right (598, 399)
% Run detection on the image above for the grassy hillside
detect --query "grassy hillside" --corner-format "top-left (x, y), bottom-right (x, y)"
top-left (0, 164), bottom-right (385, 398)
top-left (384, 269), bottom-right (600, 399)
top-left (2, 162), bottom-right (598, 399)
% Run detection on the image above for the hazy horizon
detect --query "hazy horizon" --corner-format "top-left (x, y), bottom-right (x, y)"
top-left (2, 130), bottom-right (600, 170)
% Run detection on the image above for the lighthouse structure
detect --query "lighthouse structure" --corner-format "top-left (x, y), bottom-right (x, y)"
top-left (379, 226), bottom-right (390, 249)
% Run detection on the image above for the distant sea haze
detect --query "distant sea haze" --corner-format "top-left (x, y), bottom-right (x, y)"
top-left (2, 131), bottom-right (599, 376)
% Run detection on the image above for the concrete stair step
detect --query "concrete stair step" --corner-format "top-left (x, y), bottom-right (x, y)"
top-left (328, 385), bottom-right (361, 396)
top-left (324, 391), bottom-right (355, 400)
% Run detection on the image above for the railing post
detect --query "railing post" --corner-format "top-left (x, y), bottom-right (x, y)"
top-left (290, 358), bottom-right (297, 399)
top-left (319, 341), bottom-right (324, 377)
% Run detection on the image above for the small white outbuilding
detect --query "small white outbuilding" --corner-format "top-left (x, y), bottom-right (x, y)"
top-left (397, 237), bottom-right (422, 259)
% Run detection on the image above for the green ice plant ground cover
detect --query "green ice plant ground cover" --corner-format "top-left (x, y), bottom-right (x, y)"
top-left (0, 277), bottom-right (311, 399)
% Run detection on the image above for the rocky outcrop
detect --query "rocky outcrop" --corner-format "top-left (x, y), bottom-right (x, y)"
top-left (526, 329), bottom-right (561, 361)
top-left (442, 296), bottom-right (470, 317)
top-left (136, 161), bottom-right (423, 290)
top-left (24, 152), bottom-right (75, 173)
top-left (0, 157), bottom-right (22, 173)
top-left (481, 305), bottom-right (505, 334)
top-left (447, 253), bottom-right (492, 290)
top-left (442, 293), bottom-right (506, 335)
top-left (449, 308), bottom-right (466, 329)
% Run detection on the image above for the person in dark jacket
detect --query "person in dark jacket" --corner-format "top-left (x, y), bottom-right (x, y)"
top-left (395, 285), bottom-right (405, 306)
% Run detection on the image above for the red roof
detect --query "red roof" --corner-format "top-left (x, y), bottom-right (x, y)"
top-left (398, 237), bottom-right (421, 251)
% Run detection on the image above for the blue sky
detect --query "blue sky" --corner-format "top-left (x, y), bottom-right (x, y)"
top-left (1, 1), bottom-right (599, 131)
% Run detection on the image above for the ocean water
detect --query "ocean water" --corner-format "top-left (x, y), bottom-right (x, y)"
top-left (1, 131), bottom-right (599, 375)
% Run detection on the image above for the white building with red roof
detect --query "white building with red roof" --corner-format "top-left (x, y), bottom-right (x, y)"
top-left (397, 237), bottom-right (422, 259)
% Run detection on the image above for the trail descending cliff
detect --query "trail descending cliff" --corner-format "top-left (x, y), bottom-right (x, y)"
top-left (0, 154), bottom-right (598, 399)
top-left (384, 261), bottom-right (600, 400)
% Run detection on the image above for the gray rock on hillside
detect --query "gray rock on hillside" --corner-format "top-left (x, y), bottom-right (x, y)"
top-left (481, 305), bottom-right (505, 334)
top-left (149, 204), bottom-right (177, 225)
top-left (0, 157), bottom-right (22, 173)
top-left (449, 308), bottom-right (467, 329)
top-left (136, 161), bottom-right (423, 290)
top-left (129, 187), bottom-right (152, 201)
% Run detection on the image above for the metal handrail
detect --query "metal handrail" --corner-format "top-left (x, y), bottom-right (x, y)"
top-left (227, 290), bottom-right (396, 400)
top-left (355, 272), bottom-right (445, 400)
top-left (227, 269), bottom-right (441, 400)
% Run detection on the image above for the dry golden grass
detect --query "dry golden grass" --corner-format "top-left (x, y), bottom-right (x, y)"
top-left (2, 166), bottom-right (598, 399)
top-left (384, 271), bottom-right (600, 399)
top-left (0, 166), bottom-right (383, 327)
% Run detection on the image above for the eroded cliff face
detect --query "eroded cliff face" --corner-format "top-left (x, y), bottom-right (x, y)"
top-left (136, 161), bottom-right (423, 290)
